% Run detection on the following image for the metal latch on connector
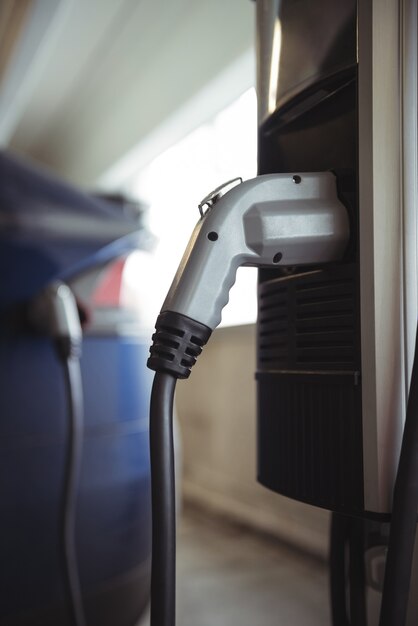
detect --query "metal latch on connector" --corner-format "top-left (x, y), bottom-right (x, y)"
top-left (198, 177), bottom-right (242, 217)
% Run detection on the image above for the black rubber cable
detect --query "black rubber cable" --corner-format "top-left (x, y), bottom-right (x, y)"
top-left (330, 512), bottom-right (350, 626)
top-left (379, 329), bottom-right (418, 626)
top-left (61, 355), bottom-right (86, 626)
top-left (150, 372), bottom-right (177, 626)
top-left (348, 516), bottom-right (367, 626)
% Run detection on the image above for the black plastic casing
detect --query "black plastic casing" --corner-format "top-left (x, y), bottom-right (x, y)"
top-left (257, 264), bottom-right (364, 514)
top-left (256, 1), bottom-right (368, 516)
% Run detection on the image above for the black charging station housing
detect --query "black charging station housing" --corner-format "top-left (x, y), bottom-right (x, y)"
top-left (256, 0), bottom-right (365, 515)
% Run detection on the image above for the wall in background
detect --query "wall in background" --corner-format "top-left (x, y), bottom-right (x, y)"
top-left (176, 324), bottom-right (330, 560)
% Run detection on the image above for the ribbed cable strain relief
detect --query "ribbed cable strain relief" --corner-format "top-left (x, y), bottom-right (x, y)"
top-left (147, 311), bottom-right (212, 379)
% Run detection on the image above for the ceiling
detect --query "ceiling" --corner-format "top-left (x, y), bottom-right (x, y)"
top-left (0, 0), bottom-right (254, 188)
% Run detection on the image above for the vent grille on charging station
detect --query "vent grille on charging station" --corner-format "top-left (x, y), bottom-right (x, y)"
top-left (256, 264), bottom-right (364, 514)
top-left (258, 265), bottom-right (357, 372)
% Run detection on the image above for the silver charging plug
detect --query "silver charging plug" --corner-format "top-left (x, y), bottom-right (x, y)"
top-left (148, 172), bottom-right (350, 378)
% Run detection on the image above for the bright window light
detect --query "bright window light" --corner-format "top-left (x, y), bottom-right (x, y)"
top-left (124, 88), bottom-right (258, 329)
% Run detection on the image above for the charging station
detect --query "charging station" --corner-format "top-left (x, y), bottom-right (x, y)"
top-left (256, 1), bottom-right (361, 512)
top-left (256, 0), bottom-right (418, 623)
top-left (256, 0), bottom-right (418, 516)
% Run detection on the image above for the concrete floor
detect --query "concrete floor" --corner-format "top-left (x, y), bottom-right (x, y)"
top-left (139, 508), bottom-right (331, 626)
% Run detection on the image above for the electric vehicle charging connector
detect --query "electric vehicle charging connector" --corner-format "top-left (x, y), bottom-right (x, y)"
top-left (148, 172), bottom-right (350, 379)
top-left (147, 172), bottom-right (350, 626)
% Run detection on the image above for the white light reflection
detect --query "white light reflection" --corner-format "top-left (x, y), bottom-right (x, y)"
top-left (268, 19), bottom-right (282, 114)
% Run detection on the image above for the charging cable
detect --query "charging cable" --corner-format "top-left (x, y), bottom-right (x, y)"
top-left (147, 173), bottom-right (350, 626)
top-left (29, 281), bottom-right (86, 626)
top-left (330, 512), bottom-right (367, 626)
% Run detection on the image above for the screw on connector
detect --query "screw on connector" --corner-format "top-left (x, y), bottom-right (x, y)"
top-left (147, 311), bottom-right (212, 379)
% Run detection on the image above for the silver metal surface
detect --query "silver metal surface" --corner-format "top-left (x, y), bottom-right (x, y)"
top-left (161, 172), bottom-right (349, 330)
top-left (358, 0), bottom-right (416, 514)
top-left (256, 0), bottom-right (282, 124)
top-left (198, 177), bottom-right (243, 217)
